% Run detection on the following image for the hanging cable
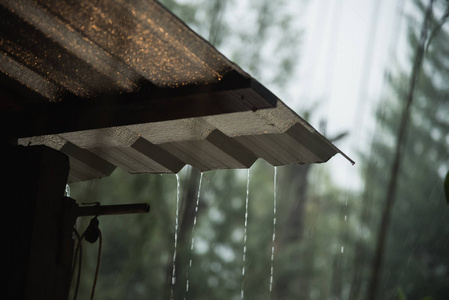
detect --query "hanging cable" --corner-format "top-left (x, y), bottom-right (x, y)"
top-left (69, 216), bottom-right (103, 300)
top-left (71, 228), bottom-right (84, 300)
top-left (82, 216), bottom-right (103, 300)
top-left (71, 229), bottom-right (81, 281)
top-left (90, 229), bottom-right (102, 300)
top-left (65, 199), bottom-right (149, 300)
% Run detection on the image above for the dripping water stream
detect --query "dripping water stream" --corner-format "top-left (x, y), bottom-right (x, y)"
top-left (341, 195), bottom-right (349, 254)
top-left (241, 169), bottom-right (250, 299)
top-left (184, 173), bottom-right (203, 300)
top-left (269, 167), bottom-right (277, 292)
top-left (65, 184), bottom-right (70, 197)
top-left (171, 174), bottom-right (181, 299)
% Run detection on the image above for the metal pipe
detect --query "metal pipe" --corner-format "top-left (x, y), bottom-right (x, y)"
top-left (74, 203), bottom-right (150, 217)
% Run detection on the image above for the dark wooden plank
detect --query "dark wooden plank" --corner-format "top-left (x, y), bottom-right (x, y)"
top-left (3, 144), bottom-right (71, 300)
top-left (0, 71), bottom-right (277, 138)
top-left (131, 137), bottom-right (185, 173)
top-left (286, 123), bottom-right (337, 162)
top-left (60, 142), bottom-right (116, 180)
top-left (206, 129), bottom-right (257, 168)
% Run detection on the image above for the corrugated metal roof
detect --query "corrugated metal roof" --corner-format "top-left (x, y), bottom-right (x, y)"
top-left (0, 0), bottom-right (243, 100)
top-left (0, 0), bottom-right (353, 182)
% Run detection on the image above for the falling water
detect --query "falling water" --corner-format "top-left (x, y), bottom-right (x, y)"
top-left (184, 173), bottom-right (203, 300)
top-left (269, 167), bottom-right (278, 292)
top-left (241, 169), bottom-right (250, 299)
top-left (341, 195), bottom-right (349, 255)
top-left (171, 174), bottom-right (181, 299)
top-left (65, 184), bottom-right (70, 197)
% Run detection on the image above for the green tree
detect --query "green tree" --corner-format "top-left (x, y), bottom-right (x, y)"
top-left (67, 1), bottom-right (351, 300)
top-left (351, 0), bottom-right (449, 299)
top-left (69, 169), bottom-right (178, 300)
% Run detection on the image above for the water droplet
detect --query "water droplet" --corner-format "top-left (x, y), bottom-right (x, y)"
top-left (171, 174), bottom-right (181, 295)
top-left (241, 169), bottom-right (250, 299)
top-left (184, 173), bottom-right (203, 300)
top-left (65, 184), bottom-right (70, 197)
top-left (269, 167), bottom-right (278, 292)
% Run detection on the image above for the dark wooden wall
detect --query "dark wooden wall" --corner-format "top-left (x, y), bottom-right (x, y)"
top-left (2, 143), bottom-right (72, 300)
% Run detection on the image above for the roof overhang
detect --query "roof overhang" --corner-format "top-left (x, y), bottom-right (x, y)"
top-left (0, 0), bottom-right (353, 182)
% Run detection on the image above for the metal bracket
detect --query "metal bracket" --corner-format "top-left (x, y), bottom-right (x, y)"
top-left (60, 196), bottom-right (150, 280)
top-left (71, 199), bottom-right (150, 217)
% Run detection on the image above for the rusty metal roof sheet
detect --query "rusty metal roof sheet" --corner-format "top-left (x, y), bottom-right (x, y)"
top-left (0, 0), bottom-right (353, 182)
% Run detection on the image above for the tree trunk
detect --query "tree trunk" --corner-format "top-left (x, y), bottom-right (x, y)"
top-left (164, 168), bottom-right (202, 300)
top-left (274, 164), bottom-right (311, 299)
top-left (366, 1), bottom-right (435, 299)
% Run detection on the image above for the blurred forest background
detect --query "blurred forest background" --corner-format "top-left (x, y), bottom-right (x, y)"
top-left (68, 0), bottom-right (449, 299)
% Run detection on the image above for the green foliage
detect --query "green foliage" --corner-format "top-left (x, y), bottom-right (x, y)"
top-left (158, 0), bottom-right (303, 96)
top-left (67, 1), bottom-right (449, 300)
top-left (356, 1), bottom-right (449, 300)
top-left (68, 169), bottom-right (178, 300)
top-left (396, 287), bottom-right (435, 300)
top-left (67, 1), bottom-right (311, 298)
top-left (444, 170), bottom-right (449, 204)
top-left (397, 287), bottom-right (407, 300)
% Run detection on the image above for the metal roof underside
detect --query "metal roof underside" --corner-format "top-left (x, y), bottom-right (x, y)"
top-left (0, 0), bottom-right (353, 183)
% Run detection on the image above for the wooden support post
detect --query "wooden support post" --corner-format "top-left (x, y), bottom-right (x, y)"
top-left (2, 143), bottom-right (71, 300)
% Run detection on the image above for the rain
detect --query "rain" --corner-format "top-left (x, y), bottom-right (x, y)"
top-left (66, 0), bottom-right (449, 300)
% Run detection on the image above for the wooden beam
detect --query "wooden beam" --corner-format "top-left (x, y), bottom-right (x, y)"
top-left (3, 144), bottom-right (71, 300)
top-left (0, 71), bottom-right (277, 138)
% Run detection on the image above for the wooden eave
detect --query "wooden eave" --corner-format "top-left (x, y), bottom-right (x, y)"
top-left (0, 0), bottom-right (353, 183)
